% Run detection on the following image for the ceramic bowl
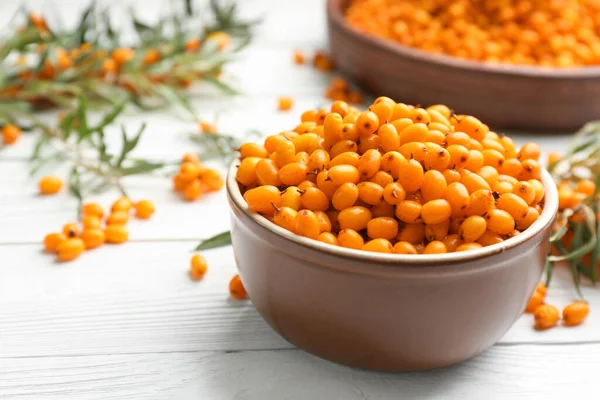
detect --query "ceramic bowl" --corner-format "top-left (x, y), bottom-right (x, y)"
top-left (226, 163), bottom-right (558, 371)
top-left (327, 0), bottom-right (600, 132)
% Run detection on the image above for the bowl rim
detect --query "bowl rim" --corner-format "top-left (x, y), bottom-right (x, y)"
top-left (327, 0), bottom-right (600, 79)
top-left (226, 160), bottom-right (559, 266)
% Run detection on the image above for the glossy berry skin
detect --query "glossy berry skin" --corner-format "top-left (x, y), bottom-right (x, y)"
top-left (190, 254), bottom-right (208, 280)
top-left (39, 176), bottom-right (63, 195)
top-left (57, 238), bottom-right (85, 262)
top-left (229, 274), bottom-right (248, 300)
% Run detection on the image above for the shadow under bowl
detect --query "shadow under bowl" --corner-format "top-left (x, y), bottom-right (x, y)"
top-left (226, 162), bottom-right (558, 371)
top-left (327, 0), bottom-right (600, 133)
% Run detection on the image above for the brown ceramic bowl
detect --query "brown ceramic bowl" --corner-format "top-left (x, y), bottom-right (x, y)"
top-left (226, 163), bottom-right (558, 372)
top-left (327, 0), bottom-right (600, 132)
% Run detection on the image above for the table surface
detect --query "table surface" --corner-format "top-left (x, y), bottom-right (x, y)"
top-left (0, 0), bottom-right (598, 399)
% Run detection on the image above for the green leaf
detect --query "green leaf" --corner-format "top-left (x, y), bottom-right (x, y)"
top-left (193, 231), bottom-right (232, 251)
top-left (153, 84), bottom-right (197, 119)
top-left (118, 161), bottom-right (164, 176)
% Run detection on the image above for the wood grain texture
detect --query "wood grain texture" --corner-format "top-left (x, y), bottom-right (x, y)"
top-left (327, 0), bottom-right (600, 132)
top-left (1, 345), bottom-right (599, 399)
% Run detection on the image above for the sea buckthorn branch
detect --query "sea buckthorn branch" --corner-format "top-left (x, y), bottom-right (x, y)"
top-left (546, 121), bottom-right (600, 290)
top-left (0, 0), bottom-right (256, 117)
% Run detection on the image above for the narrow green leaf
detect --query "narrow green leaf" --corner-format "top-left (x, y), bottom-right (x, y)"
top-left (194, 231), bottom-right (232, 251)
top-left (119, 161), bottom-right (164, 176)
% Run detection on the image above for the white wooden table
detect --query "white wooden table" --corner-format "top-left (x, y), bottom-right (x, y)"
top-left (0, 1), bottom-right (598, 398)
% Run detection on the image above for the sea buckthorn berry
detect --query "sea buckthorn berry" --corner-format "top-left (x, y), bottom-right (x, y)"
top-left (331, 101), bottom-right (350, 117)
top-left (425, 147), bottom-right (451, 171)
top-left (357, 133), bottom-right (381, 154)
top-left (184, 180), bottom-right (204, 201)
top-left (476, 229), bottom-right (503, 246)
top-left (535, 282), bottom-right (547, 297)
top-left (301, 187), bottom-right (330, 211)
top-left (422, 170), bottom-right (447, 202)
top-left (461, 172), bottom-right (491, 193)
top-left (363, 238), bottom-right (394, 253)
top-left (464, 149), bottom-right (485, 172)
top-left (562, 301), bottom-right (590, 327)
top-left (329, 140), bottom-right (358, 158)
top-left (394, 241), bottom-right (418, 254)
top-left (528, 179), bottom-right (545, 204)
top-left (294, 210), bottom-right (321, 239)
top-left (44, 232), bottom-right (66, 253)
top-left (274, 206), bottom-right (298, 232)
top-left (445, 182), bottom-right (470, 211)
top-left (264, 134), bottom-right (287, 153)
top-left (278, 162), bottom-right (308, 186)
top-left (243, 185), bottom-right (282, 215)
top-left (421, 199), bottom-right (452, 225)
top-left (239, 143), bottom-right (268, 159)
top-left (497, 193), bottom-right (529, 220)
top-left (525, 291), bottom-right (545, 313)
top-left (106, 211), bottom-right (129, 226)
top-left (339, 123), bottom-right (359, 142)
top-left (456, 242), bottom-right (483, 252)
top-left (371, 201), bottom-right (395, 218)
top-left (446, 131), bottom-right (470, 147)
top-left (314, 211), bottom-right (332, 233)
top-left (443, 234), bottom-right (463, 252)
top-left (256, 159), bottom-right (282, 186)
top-left (534, 304), bottom-right (560, 330)
top-left (317, 232), bottom-right (338, 245)
top-left (275, 139), bottom-right (296, 168)
top-left (493, 181), bottom-right (514, 196)
top-left (383, 182), bottom-right (407, 205)
top-left (481, 139), bottom-right (505, 153)
top-left (547, 152), bottom-right (561, 165)
top-left (449, 218), bottom-right (465, 234)
top-left (332, 183), bottom-right (359, 210)
top-left (307, 149), bottom-right (331, 172)
top-left (423, 241), bottom-right (447, 254)
top-left (338, 229), bottom-right (364, 249)
top-left (519, 159), bottom-right (542, 180)
top-left (397, 223), bottom-right (425, 244)
top-left (482, 149), bottom-right (505, 169)
top-left (478, 166), bottom-right (499, 187)
top-left (391, 117), bottom-right (414, 134)
top-left (369, 170), bottom-right (394, 188)
top-left (292, 133), bottom-right (321, 154)
top-left (316, 170), bottom-right (337, 198)
top-left (454, 115), bottom-right (486, 141)
top-left (425, 220), bottom-right (450, 241)
top-left (2, 124), bottom-right (20, 144)
top-left (62, 223), bottom-right (80, 238)
top-left (301, 109), bottom-right (318, 123)
top-left (229, 274), bottom-right (248, 300)
top-left (82, 215), bottom-right (102, 230)
top-left (395, 200), bottom-right (422, 223)
top-left (516, 207), bottom-right (540, 230)
top-left (329, 151), bottom-right (360, 168)
top-left (399, 142), bottom-right (428, 163)
top-left (328, 164), bottom-right (360, 186)
top-left (82, 202), bottom-right (104, 219)
top-left (357, 182), bottom-right (384, 205)
top-left (278, 96), bottom-right (294, 111)
top-left (81, 228), bottom-right (105, 250)
top-left (499, 158), bottom-right (522, 178)
top-left (135, 200), bottom-right (155, 219)
top-left (190, 254), bottom-right (208, 280)
top-left (358, 149), bottom-right (382, 179)
top-left (424, 129), bottom-right (446, 145)
top-left (378, 123), bottom-right (400, 152)
top-left (111, 196), bottom-right (133, 212)
top-left (380, 151), bottom-right (407, 179)
top-left (390, 103), bottom-right (412, 120)
top-left (338, 206), bottom-right (372, 231)
top-left (485, 209), bottom-right (515, 235)
top-left (518, 142), bottom-right (541, 161)
top-left (513, 181), bottom-right (536, 205)
top-left (282, 186), bottom-right (303, 210)
top-left (398, 123), bottom-right (427, 144)
top-left (443, 169), bottom-right (461, 184)
top-left (459, 216), bottom-right (487, 243)
top-left (370, 101), bottom-right (393, 124)
top-left (57, 238), bottom-right (85, 262)
top-left (181, 153), bottom-right (200, 163)
top-left (447, 145), bottom-right (469, 169)
top-left (575, 179), bottom-right (596, 197)
top-left (367, 217), bottom-right (399, 240)
top-left (397, 158), bottom-right (424, 193)
top-left (498, 174), bottom-right (518, 185)
top-left (356, 111), bottom-right (379, 137)
top-left (39, 176), bottom-right (63, 195)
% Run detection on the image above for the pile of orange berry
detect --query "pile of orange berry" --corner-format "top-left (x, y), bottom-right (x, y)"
top-left (43, 197), bottom-right (154, 262)
top-left (172, 153), bottom-right (224, 201)
top-left (235, 97), bottom-right (545, 255)
top-left (345, 0), bottom-right (600, 68)
top-left (525, 282), bottom-right (590, 329)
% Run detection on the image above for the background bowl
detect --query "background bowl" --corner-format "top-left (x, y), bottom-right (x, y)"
top-left (327, 0), bottom-right (600, 133)
top-left (226, 163), bottom-right (559, 372)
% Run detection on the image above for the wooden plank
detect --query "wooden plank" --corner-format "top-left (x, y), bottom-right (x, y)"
top-left (0, 242), bottom-right (597, 358)
top-left (1, 344), bottom-right (598, 399)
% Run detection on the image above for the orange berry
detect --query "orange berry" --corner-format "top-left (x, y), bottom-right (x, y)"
top-left (81, 228), bottom-right (105, 250)
top-left (295, 209), bottom-right (321, 239)
top-left (44, 232), bottom-right (66, 253)
top-left (485, 209), bottom-right (515, 235)
top-left (243, 185), bottom-right (282, 215)
top-left (421, 199), bottom-right (452, 225)
top-left (562, 301), bottom-right (590, 327)
top-left (106, 211), bottom-right (129, 226)
top-left (338, 206), bottom-right (372, 231)
top-left (393, 241), bottom-right (418, 254)
top-left (229, 274), bottom-right (248, 300)
top-left (111, 196), bottom-right (133, 212)
top-left (190, 254), bottom-right (208, 280)
top-left (57, 238), bottom-right (85, 262)
top-left (455, 242), bottom-right (483, 252)
top-left (317, 232), bottom-right (338, 246)
top-left (38, 176), bottom-right (63, 195)
top-left (62, 223), bottom-right (80, 238)
top-left (395, 200), bottom-right (422, 224)
top-left (111, 48), bottom-right (134, 64)
top-left (363, 238), bottom-right (394, 253)
top-left (367, 217), bottom-right (399, 240)
top-left (300, 187), bottom-right (330, 211)
top-left (338, 228), bottom-right (365, 249)
top-left (423, 240), bottom-right (447, 254)
top-left (356, 111), bottom-right (379, 137)
top-left (105, 224), bottom-right (129, 244)
top-left (459, 216), bottom-right (487, 243)
top-left (575, 179), bottom-right (596, 197)
top-left (82, 215), bottom-right (102, 230)
top-left (135, 200), bottom-right (155, 219)
top-left (278, 96), bottom-right (294, 111)
top-left (534, 304), bottom-right (560, 330)
top-left (2, 124), bottom-right (21, 144)
top-left (184, 180), bottom-right (204, 201)
top-left (82, 202), bottom-right (104, 219)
